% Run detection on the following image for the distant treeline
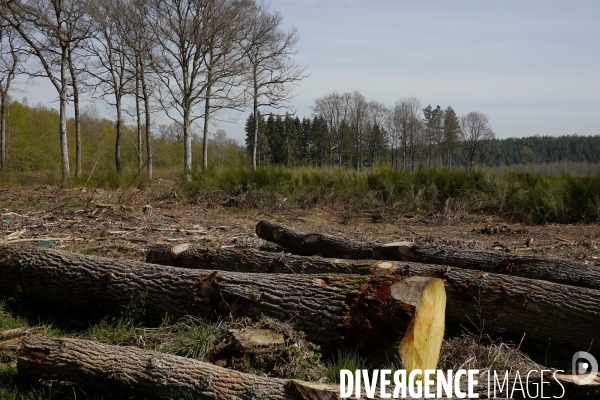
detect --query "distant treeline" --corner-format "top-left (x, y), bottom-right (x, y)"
top-left (486, 135), bottom-right (600, 166)
top-left (1, 99), bottom-right (598, 183)
top-left (244, 110), bottom-right (600, 171)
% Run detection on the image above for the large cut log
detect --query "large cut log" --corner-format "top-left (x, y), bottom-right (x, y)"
top-left (16, 337), bottom-right (590, 400)
top-left (149, 243), bottom-right (600, 355)
top-left (16, 336), bottom-right (341, 399)
top-left (0, 245), bottom-right (446, 372)
top-left (146, 243), bottom-right (400, 274)
top-left (18, 337), bottom-right (512, 400)
top-left (256, 221), bottom-right (600, 290)
top-left (256, 220), bottom-right (402, 259)
top-left (393, 243), bottom-right (600, 291)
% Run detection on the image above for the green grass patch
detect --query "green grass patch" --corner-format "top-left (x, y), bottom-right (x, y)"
top-left (182, 166), bottom-right (600, 223)
top-left (163, 317), bottom-right (225, 360)
top-left (325, 348), bottom-right (370, 384)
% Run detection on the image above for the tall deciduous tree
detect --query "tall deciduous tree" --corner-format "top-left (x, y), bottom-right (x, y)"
top-left (240, 2), bottom-right (307, 170)
top-left (86, 0), bottom-right (132, 174)
top-left (388, 97), bottom-right (422, 170)
top-left (3, 0), bottom-right (91, 182)
top-left (148, 0), bottom-right (212, 180)
top-left (200, 0), bottom-right (247, 170)
top-left (313, 91), bottom-right (351, 166)
top-left (121, 0), bottom-right (156, 179)
top-left (0, 19), bottom-right (24, 172)
top-left (460, 111), bottom-right (495, 171)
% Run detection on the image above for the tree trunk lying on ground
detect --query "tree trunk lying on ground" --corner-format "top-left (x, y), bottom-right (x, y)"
top-left (16, 336), bottom-right (341, 400)
top-left (256, 220), bottom-right (600, 290)
top-left (146, 243), bottom-right (402, 275)
top-left (16, 337), bottom-right (592, 400)
top-left (0, 245), bottom-right (446, 371)
top-left (391, 243), bottom-right (600, 291)
top-left (149, 243), bottom-right (600, 355)
top-left (256, 220), bottom-right (401, 259)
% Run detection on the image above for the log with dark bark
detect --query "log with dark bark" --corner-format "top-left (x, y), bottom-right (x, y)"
top-left (256, 220), bottom-right (402, 259)
top-left (145, 243), bottom-right (400, 275)
top-left (256, 221), bottom-right (600, 290)
top-left (16, 337), bottom-right (591, 399)
top-left (396, 243), bottom-right (600, 291)
top-left (392, 262), bottom-right (600, 356)
top-left (0, 245), bottom-right (446, 371)
top-left (147, 243), bottom-right (600, 355)
top-left (16, 336), bottom-right (339, 399)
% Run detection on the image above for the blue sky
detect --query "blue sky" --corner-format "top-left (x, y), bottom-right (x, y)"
top-left (17, 0), bottom-right (600, 141)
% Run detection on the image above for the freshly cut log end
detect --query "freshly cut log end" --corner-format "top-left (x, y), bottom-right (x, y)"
top-left (170, 242), bottom-right (190, 257)
top-left (397, 277), bottom-right (446, 373)
top-left (1, 245), bottom-right (447, 359)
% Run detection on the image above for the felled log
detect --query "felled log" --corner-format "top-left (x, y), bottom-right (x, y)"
top-left (147, 243), bottom-right (600, 354)
top-left (146, 243), bottom-right (400, 274)
top-left (256, 220), bottom-right (405, 259)
top-left (0, 245), bottom-right (446, 371)
top-left (18, 337), bottom-right (509, 400)
top-left (396, 243), bottom-right (600, 291)
top-left (256, 221), bottom-right (600, 290)
top-left (0, 327), bottom-right (27, 339)
top-left (16, 336), bottom-right (341, 399)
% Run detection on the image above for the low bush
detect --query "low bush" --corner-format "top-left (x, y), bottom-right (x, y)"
top-left (181, 166), bottom-right (600, 223)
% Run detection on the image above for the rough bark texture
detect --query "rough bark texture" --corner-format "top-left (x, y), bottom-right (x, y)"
top-left (149, 243), bottom-right (600, 355)
top-left (17, 336), bottom-right (318, 400)
top-left (0, 246), bottom-right (442, 356)
top-left (16, 337), bottom-right (510, 400)
top-left (405, 243), bottom-right (600, 291)
top-left (256, 220), bottom-right (399, 259)
top-left (146, 243), bottom-right (401, 275)
top-left (257, 221), bottom-right (600, 290)
top-left (390, 262), bottom-right (600, 356)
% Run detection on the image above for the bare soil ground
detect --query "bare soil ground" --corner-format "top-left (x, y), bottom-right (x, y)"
top-left (2, 182), bottom-right (600, 397)
top-left (1, 182), bottom-right (599, 266)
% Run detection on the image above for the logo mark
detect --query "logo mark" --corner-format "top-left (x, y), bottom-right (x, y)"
top-left (572, 351), bottom-right (598, 385)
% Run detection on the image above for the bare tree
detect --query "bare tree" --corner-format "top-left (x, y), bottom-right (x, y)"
top-left (147, 0), bottom-right (213, 180)
top-left (366, 99), bottom-right (388, 168)
top-left (348, 91), bottom-right (368, 171)
top-left (0, 19), bottom-right (25, 172)
top-left (3, 0), bottom-right (91, 181)
top-left (200, 0), bottom-right (247, 170)
top-left (388, 97), bottom-right (422, 170)
top-left (67, 34), bottom-right (94, 178)
top-left (313, 91), bottom-right (351, 166)
top-left (86, 0), bottom-right (133, 174)
top-left (240, 2), bottom-right (307, 170)
top-left (212, 127), bottom-right (227, 165)
top-left (460, 111), bottom-right (495, 171)
top-left (119, 0), bottom-right (157, 179)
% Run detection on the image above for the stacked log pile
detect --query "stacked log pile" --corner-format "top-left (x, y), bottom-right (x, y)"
top-left (146, 242), bottom-right (600, 355)
top-left (2, 219), bottom-right (599, 397)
